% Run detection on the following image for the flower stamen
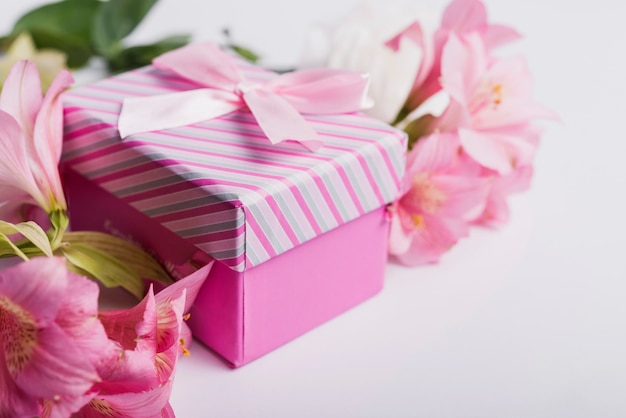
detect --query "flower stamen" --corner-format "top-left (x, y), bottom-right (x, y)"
top-left (89, 399), bottom-right (117, 417)
top-left (411, 214), bottom-right (425, 229)
top-left (406, 174), bottom-right (446, 214)
top-left (492, 84), bottom-right (503, 108)
top-left (179, 338), bottom-right (190, 357)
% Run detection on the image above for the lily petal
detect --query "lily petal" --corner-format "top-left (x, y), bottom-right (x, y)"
top-left (0, 258), bottom-right (106, 416)
top-left (155, 262), bottom-right (212, 313)
top-left (94, 343), bottom-right (159, 395)
top-left (441, 33), bottom-right (488, 105)
top-left (0, 60), bottom-right (42, 139)
top-left (0, 256), bottom-right (67, 325)
top-left (0, 352), bottom-right (38, 418)
top-left (483, 24), bottom-right (522, 49)
top-left (433, 174), bottom-right (489, 220)
top-left (441, 0), bottom-right (487, 33)
top-left (55, 272), bottom-right (111, 366)
top-left (395, 215), bottom-right (469, 265)
top-left (15, 323), bottom-right (99, 399)
top-left (75, 381), bottom-right (174, 418)
top-left (407, 132), bottom-right (460, 175)
top-left (0, 110), bottom-right (44, 206)
top-left (155, 290), bottom-right (186, 356)
top-left (161, 402), bottom-right (176, 418)
top-left (459, 128), bottom-right (515, 175)
top-left (32, 69), bottom-right (73, 210)
top-left (99, 289), bottom-right (157, 352)
top-left (34, 69), bottom-right (73, 167)
top-left (388, 207), bottom-right (415, 255)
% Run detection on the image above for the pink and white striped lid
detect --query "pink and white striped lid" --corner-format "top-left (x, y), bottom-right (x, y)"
top-left (62, 62), bottom-right (407, 272)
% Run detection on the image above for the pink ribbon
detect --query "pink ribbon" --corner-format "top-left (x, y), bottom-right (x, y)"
top-left (118, 42), bottom-right (373, 151)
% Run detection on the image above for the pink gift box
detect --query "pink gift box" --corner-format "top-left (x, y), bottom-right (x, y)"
top-left (61, 61), bottom-right (406, 366)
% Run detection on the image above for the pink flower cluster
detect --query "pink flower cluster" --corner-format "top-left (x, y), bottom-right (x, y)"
top-left (0, 257), bottom-right (208, 418)
top-left (0, 58), bottom-right (209, 417)
top-left (388, 0), bottom-right (555, 265)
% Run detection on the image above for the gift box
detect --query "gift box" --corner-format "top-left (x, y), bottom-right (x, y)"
top-left (61, 45), bottom-right (406, 366)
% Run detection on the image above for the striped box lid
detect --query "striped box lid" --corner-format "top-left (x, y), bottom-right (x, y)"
top-left (62, 62), bottom-right (407, 272)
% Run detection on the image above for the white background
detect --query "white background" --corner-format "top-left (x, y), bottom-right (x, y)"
top-left (3, 1), bottom-right (626, 417)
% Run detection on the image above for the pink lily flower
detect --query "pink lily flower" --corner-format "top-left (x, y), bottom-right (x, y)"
top-left (99, 263), bottom-right (207, 383)
top-left (437, 33), bottom-right (555, 174)
top-left (0, 257), bottom-right (109, 418)
top-left (76, 297), bottom-right (179, 417)
top-left (387, 0), bottom-right (520, 122)
top-left (75, 265), bottom-right (210, 418)
top-left (389, 132), bottom-right (489, 265)
top-left (0, 60), bottom-right (73, 215)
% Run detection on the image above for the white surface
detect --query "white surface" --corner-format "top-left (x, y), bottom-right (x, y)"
top-left (3, 1), bottom-right (626, 417)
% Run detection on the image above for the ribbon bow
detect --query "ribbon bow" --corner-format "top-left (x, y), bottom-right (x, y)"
top-left (118, 42), bottom-right (373, 151)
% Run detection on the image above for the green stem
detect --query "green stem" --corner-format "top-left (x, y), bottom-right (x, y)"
top-left (48, 209), bottom-right (69, 250)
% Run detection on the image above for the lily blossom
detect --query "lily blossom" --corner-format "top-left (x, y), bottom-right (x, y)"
top-left (387, 0), bottom-right (520, 123)
top-left (437, 33), bottom-right (555, 174)
top-left (0, 60), bottom-right (73, 215)
top-left (78, 291), bottom-right (179, 417)
top-left (76, 264), bottom-right (211, 417)
top-left (0, 257), bottom-right (108, 417)
top-left (389, 132), bottom-right (489, 265)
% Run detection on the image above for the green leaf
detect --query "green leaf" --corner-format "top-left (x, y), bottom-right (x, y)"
top-left (404, 114), bottom-right (437, 150)
top-left (391, 105), bottom-right (412, 127)
top-left (16, 242), bottom-right (49, 257)
top-left (11, 0), bottom-right (102, 67)
top-left (222, 28), bottom-right (261, 64)
top-left (92, 0), bottom-right (158, 58)
top-left (0, 234), bottom-right (28, 260)
top-left (65, 262), bottom-right (93, 281)
top-left (0, 221), bottom-right (52, 257)
top-left (13, 0), bottom-right (101, 40)
top-left (63, 231), bottom-right (172, 284)
top-left (28, 29), bottom-right (94, 68)
top-left (0, 35), bottom-right (13, 50)
top-left (61, 242), bottom-right (146, 299)
top-left (227, 44), bottom-right (261, 64)
top-left (107, 34), bottom-right (190, 72)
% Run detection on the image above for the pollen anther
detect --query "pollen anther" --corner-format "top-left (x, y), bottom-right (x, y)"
top-left (180, 337), bottom-right (190, 357)
top-left (411, 214), bottom-right (425, 228)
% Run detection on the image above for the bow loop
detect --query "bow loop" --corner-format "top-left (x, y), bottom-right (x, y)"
top-left (153, 42), bottom-right (243, 90)
top-left (118, 42), bottom-right (373, 150)
top-left (267, 69), bottom-right (374, 114)
top-left (242, 88), bottom-right (323, 152)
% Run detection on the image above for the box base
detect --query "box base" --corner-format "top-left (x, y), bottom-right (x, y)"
top-left (64, 168), bottom-right (390, 367)
top-left (188, 207), bottom-right (389, 367)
